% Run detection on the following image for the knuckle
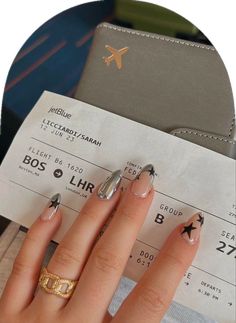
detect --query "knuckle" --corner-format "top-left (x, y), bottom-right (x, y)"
top-left (93, 247), bottom-right (123, 275)
top-left (52, 245), bottom-right (82, 268)
top-left (136, 287), bottom-right (169, 317)
top-left (12, 257), bottom-right (34, 279)
top-left (165, 253), bottom-right (187, 272)
top-left (24, 231), bottom-right (39, 245)
top-left (117, 205), bottom-right (138, 224)
top-left (80, 208), bottom-right (98, 222)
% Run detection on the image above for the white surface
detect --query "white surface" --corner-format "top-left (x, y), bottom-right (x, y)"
top-left (0, 91), bottom-right (234, 322)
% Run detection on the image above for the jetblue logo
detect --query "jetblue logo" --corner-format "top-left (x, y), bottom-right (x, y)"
top-left (48, 106), bottom-right (72, 119)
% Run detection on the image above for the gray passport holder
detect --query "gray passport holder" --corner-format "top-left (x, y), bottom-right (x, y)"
top-left (75, 22), bottom-right (235, 159)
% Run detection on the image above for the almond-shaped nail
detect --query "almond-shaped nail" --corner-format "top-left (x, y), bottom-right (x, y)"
top-left (40, 193), bottom-right (61, 221)
top-left (180, 212), bottom-right (204, 245)
top-left (131, 164), bottom-right (155, 198)
top-left (97, 170), bottom-right (122, 200)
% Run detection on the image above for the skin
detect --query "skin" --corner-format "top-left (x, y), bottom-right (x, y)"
top-left (0, 179), bottom-right (199, 323)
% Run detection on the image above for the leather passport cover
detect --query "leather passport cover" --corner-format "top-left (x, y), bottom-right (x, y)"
top-left (75, 22), bottom-right (235, 159)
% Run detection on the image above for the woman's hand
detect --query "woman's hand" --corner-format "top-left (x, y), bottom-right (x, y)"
top-left (0, 164), bottom-right (203, 323)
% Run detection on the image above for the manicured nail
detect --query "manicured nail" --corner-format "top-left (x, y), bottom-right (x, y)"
top-left (131, 164), bottom-right (155, 198)
top-left (40, 193), bottom-right (61, 221)
top-left (180, 212), bottom-right (204, 245)
top-left (97, 170), bottom-right (122, 200)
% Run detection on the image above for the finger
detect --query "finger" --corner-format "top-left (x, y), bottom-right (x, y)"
top-left (113, 212), bottom-right (204, 323)
top-left (1, 193), bottom-right (62, 313)
top-left (67, 164), bottom-right (155, 322)
top-left (103, 312), bottom-right (113, 323)
top-left (34, 170), bottom-right (122, 309)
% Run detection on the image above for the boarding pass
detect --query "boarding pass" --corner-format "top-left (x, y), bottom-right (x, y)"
top-left (0, 92), bottom-right (235, 322)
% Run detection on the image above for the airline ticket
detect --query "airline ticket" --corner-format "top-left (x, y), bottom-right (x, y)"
top-left (0, 91), bottom-right (235, 322)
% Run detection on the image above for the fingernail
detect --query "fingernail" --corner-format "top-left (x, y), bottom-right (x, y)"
top-left (180, 212), bottom-right (204, 245)
top-left (131, 164), bottom-right (155, 198)
top-left (97, 170), bottom-right (122, 200)
top-left (40, 193), bottom-right (61, 221)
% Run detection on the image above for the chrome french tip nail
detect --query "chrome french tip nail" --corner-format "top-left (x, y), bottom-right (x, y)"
top-left (131, 163), bottom-right (155, 198)
top-left (97, 170), bottom-right (122, 200)
top-left (40, 193), bottom-right (61, 221)
top-left (180, 212), bottom-right (204, 245)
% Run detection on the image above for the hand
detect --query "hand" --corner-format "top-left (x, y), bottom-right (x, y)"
top-left (0, 164), bottom-right (203, 323)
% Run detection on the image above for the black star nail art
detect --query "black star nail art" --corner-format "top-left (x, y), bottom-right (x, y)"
top-left (49, 199), bottom-right (60, 209)
top-left (49, 194), bottom-right (61, 209)
top-left (181, 222), bottom-right (197, 239)
top-left (147, 166), bottom-right (155, 177)
top-left (197, 213), bottom-right (204, 226)
top-left (136, 165), bottom-right (155, 180)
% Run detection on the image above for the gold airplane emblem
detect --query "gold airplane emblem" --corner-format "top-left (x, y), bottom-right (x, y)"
top-left (103, 45), bottom-right (129, 69)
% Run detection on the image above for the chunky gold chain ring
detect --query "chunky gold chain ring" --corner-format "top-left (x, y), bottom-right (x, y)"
top-left (38, 267), bottom-right (78, 299)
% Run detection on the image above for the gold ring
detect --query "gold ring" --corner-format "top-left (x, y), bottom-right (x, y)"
top-left (38, 267), bottom-right (78, 299)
